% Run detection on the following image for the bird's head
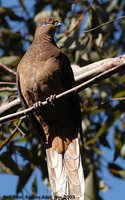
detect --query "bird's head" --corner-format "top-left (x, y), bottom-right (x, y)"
top-left (35, 17), bottom-right (61, 38)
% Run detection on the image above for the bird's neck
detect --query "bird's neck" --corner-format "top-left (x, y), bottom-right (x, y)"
top-left (43, 34), bottom-right (55, 43)
top-left (34, 30), bottom-right (55, 45)
top-left (35, 35), bottom-right (57, 49)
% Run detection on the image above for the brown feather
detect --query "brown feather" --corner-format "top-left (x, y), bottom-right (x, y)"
top-left (17, 17), bottom-right (85, 199)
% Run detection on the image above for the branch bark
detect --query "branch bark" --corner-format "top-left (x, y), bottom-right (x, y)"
top-left (0, 61), bottom-right (125, 124)
top-left (0, 98), bottom-right (21, 117)
top-left (0, 63), bottom-right (16, 76)
top-left (0, 82), bottom-right (16, 86)
top-left (0, 87), bottom-right (17, 92)
top-left (73, 55), bottom-right (125, 84)
top-left (1, 55), bottom-right (125, 123)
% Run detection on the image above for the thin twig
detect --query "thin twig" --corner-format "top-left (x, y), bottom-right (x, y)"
top-left (0, 98), bottom-right (21, 116)
top-left (0, 62), bottom-right (125, 124)
top-left (112, 97), bottom-right (125, 101)
top-left (0, 129), bottom-right (16, 150)
top-left (0, 87), bottom-right (17, 92)
top-left (0, 63), bottom-right (16, 76)
top-left (16, 126), bottom-right (26, 136)
top-left (0, 82), bottom-right (16, 86)
top-left (65, 13), bottom-right (84, 36)
top-left (0, 119), bottom-right (24, 150)
top-left (83, 15), bottom-right (125, 33)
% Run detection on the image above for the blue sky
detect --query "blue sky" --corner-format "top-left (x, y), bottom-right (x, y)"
top-left (99, 128), bottom-right (125, 200)
top-left (0, 168), bottom-right (50, 197)
top-left (1, 130), bottom-right (125, 199)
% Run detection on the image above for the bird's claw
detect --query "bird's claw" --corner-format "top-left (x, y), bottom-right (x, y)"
top-left (33, 101), bottom-right (43, 109)
top-left (46, 94), bottom-right (56, 106)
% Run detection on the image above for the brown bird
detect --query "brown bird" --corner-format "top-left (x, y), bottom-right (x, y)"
top-left (17, 17), bottom-right (85, 199)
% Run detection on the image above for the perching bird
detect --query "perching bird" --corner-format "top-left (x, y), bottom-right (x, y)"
top-left (17, 17), bottom-right (85, 199)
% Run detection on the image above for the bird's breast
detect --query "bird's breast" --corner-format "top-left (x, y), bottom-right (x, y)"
top-left (35, 58), bottom-right (59, 84)
top-left (19, 56), bottom-right (63, 104)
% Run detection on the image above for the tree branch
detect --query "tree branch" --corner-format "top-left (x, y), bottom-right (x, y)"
top-left (1, 55), bottom-right (125, 122)
top-left (0, 119), bottom-right (25, 150)
top-left (64, 13), bottom-right (85, 36)
top-left (0, 87), bottom-right (17, 92)
top-left (0, 98), bottom-right (21, 117)
top-left (0, 62), bottom-right (125, 124)
top-left (73, 55), bottom-right (125, 84)
top-left (0, 82), bottom-right (16, 86)
top-left (0, 63), bottom-right (16, 76)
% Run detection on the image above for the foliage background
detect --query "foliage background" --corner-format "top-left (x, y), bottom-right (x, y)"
top-left (0, 0), bottom-right (125, 199)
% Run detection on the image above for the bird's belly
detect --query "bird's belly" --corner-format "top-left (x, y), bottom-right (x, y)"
top-left (34, 67), bottom-right (64, 101)
top-left (20, 61), bottom-right (63, 104)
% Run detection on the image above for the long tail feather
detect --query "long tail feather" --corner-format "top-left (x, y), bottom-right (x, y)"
top-left (46, 138), bottom-right (85, 199)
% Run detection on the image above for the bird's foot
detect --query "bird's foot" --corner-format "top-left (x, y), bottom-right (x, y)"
top-left (33, 101), bottom-right (43, 110)
top-left (46, 94), bottom-right (56, 106)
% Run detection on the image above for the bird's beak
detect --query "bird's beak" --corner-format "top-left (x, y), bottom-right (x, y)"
top-left (55, 22), bottom-right (61, 27)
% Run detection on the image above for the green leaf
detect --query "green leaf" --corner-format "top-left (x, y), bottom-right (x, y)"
top-left (0, 7), bottom-right (24, 21)
top-left (0, 29), bottom-right (22, 42)
top-left (108, 163), bottom-right (125, 179)
top-left (0, 56), bottom-right (20, 67)
top-left (11, 145), bottom-right (47, 171)
top-left (85, 123), bottom-right (107, 146)
top-left (113, 90), bottom-right (125, 99)
top-left (0, 152), bottom-right (21, 175)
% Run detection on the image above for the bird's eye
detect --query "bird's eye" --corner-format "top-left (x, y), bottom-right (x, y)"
top-left (42, 21), bottom-right (48, 26)
top-left (54, 21), bottom-right (58, 25)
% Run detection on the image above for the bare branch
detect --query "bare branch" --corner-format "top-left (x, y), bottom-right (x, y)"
top-left (0, 87), bottom-right (17, 92)
top-left (0, 98), bottom-right (21, 117)
top-left (16, 125), bottom-right (26, 136)
top-left (0, 54), bottom-right (125, 123)
top-left (73, 55), bottom-right (125, 84)
top-left (0, 62), bottom-right (125, 124)
top-left (0, 119), bottom-right (25, 150)
top-left (65, 13), bottom-right (84, 36)
top-left (112, 97), bottom-right (125, 101)
top-left (0, 130), bottom-right (16, 150)
top-left (0, 82), bottom-right (16, 86)
top-left (0, 63), bottom-right (16, 76)
top-left (83, 15), bottom-right (125, 33)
